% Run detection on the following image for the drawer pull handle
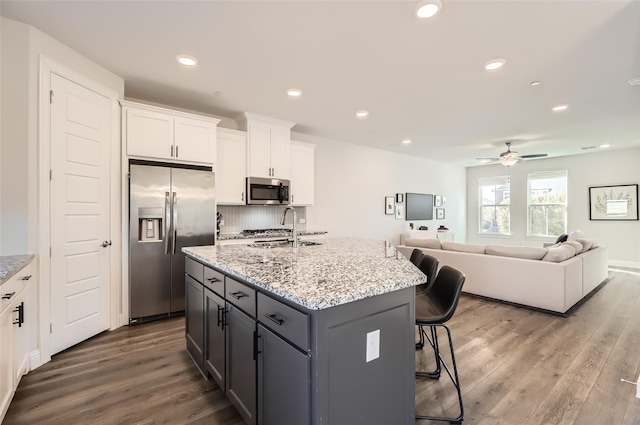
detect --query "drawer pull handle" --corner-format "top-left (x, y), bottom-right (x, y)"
top-left (21, 275), bottom-right (32, 281)
top-left (228, 291), bottom-right (246, 300)
top-left (13, 302), bottom-right (24, 327)
top-left (265, 314), bottom-right (285, 326)
top-left (206, 277), bottom-right (221, 283)
top-left (2, 292), bottom-right (15, 300)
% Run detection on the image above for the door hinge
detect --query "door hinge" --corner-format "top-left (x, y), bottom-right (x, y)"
top-left (50, 323), bottom-right (53, 333)
top-left (49, 247), bottom-right (52, 257)
top-left (50, 90), bottom-right (54, 104)
top-left (50, 169), bottom-right (53, 181)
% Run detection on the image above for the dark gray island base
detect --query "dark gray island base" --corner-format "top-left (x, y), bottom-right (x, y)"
top-left (183, 238), bottom-right (426, 425)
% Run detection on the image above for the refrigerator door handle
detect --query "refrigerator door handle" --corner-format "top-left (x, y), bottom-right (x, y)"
top-left (164, 191), bottom-right (171, 255)
top-left (172, 191), bottom-right (177, 254)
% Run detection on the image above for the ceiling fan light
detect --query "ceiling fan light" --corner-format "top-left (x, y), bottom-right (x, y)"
top-left (500, 157), bottom-right (518, 167)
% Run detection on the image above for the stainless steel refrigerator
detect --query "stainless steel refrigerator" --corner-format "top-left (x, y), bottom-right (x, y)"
top-left (129, 161), bottom-right (215, 323)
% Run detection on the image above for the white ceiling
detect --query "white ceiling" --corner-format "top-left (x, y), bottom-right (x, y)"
top-left (2, 0), bottom-right (639, 166)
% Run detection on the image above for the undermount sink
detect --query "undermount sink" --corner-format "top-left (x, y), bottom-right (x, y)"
top-left (246, 239), bottom-right (322, 248)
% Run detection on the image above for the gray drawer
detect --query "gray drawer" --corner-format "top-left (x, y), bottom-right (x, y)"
top-left (203, 267), bottom-right (224, 296)
top-left (185, 257), bottom-right (204, 283)
top-left (225, 277), bottom-right (256, 317)
top-left (257, 293), bottom-right (310, 351)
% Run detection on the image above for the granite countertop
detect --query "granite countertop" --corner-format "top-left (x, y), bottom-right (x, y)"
top-left (183, 237), bottom-right (426, 310)
top-left (218, 230), bottom-right (328, 241)
top-left (0, 254), bottom-right (35, 285)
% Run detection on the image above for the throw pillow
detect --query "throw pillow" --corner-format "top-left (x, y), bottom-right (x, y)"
top-left (568, 229), bottom-right (586, 242)
top-left (542, 245), bottom-right (575, 262)
top-left (576, 238), bottom-right (593, 252)
top-left (555, 234), bottom-right (568, 243)
top-left (562, 241), bottom-right (584, 254)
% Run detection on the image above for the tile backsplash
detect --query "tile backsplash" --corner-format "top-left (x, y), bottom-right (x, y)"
top-left (217, 205), bottom-right (307, 234)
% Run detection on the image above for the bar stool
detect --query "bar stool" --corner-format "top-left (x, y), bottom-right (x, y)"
top-left (409, 248), bottom-right (425, 267)
top-left (415, 254), bottom-right (439, 350)
top-left (415, 265), bottom-right (466, 424)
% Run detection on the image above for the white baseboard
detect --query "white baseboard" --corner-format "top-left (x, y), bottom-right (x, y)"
top-left (609, 259), bottom-right (640, 270)
top-left (29, 349), bottom-right (44, 371)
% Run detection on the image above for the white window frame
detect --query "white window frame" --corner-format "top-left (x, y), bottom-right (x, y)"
top-left (478, 176), bottom-right (511, 235)
top-left (527, 170), bottom-right (568, 237)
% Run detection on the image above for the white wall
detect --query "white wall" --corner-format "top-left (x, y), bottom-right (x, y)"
top-left (0, 17), bottom-right (124, 254)
top-left (466, 147), bottom-right (640, 267)
top-left (292, 132), bottom-right (466, 245)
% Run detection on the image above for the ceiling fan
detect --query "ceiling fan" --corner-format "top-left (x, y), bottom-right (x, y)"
top-left (477, 141), bottom-right (548, 166)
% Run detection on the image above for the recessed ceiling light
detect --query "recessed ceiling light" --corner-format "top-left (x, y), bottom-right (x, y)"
top-left (287, 88), bottom-right (302, 98)
top-left (484, 59), bottom-right (505, 71)
top-left (402, 139), bottom-right (412, 145)
top-left (177, 55), bottom-right (198, 67)
top-left (480, 159), bottom-right (492, 164)
top-left (552, 104), bottom-right (569, 112)
top-left (600, 143), bottom-right (611, 148)
top-left (356, 110), bottom-right (369, 118)
top-left (530, 81), bottom-right (541, 86)
top-left (415, 0), bottom-right (442, 19)
top-left (629, 77), bottom-right (640, 86)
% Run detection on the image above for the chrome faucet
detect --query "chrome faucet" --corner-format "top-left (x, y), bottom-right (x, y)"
top-left (281, 206), bottom-right (298, 248)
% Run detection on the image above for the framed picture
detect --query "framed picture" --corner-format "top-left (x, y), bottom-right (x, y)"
top-left (435, 208), bottom-right (445, 220)
top-left (396, 193), bottom-right (404, 203)
top-left (589, 184), bottom-right (638, 221)
top-left (434, 195), bottom-right (443, 207)
top-left (385, 196), bottom-right (394, 215)
top-left (395, 204), bottom-right (404, 220)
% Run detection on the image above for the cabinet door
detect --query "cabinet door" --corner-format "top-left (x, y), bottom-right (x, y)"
top-left (125, 107), bottom-right (174, 160)
top-left (216, 130), bottom-right (247, 204)
top-left (268, 126), bottom-right (291, 180)
top-left (257, 325), bottom-right (310, 425)
top-left (174, 117), bottom-right (217, 166)
top-left (0, 306), bottom-right (15, 420)
top-left (226, 304), bottom-right (257, 425)
top-left (205, 288), bottom-right (226, 389)
top-left (290, 143), bottom-right (315, 206)
top-left (13, 291), bottom-right (29, 383)
top-left (185, 275), bottom-right (205, 373)
top-left (247, 122), bottom-right (272, 178)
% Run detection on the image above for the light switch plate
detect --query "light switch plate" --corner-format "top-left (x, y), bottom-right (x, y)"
top-left (366, 329), bottom-right (380, 363)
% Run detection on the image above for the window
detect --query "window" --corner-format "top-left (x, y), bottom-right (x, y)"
top-left (528, 171), bottom-right (567, 236)
top-left (479, 176), bottom-right (510, 234)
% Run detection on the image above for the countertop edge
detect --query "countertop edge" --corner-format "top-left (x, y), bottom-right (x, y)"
top-left (0, 254), bottom-right (35, 285)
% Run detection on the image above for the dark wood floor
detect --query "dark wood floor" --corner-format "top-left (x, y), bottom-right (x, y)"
top-left (4, 270), bottom-right (640, 425)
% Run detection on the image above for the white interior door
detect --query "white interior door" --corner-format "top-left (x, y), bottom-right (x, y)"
top-left (50, 73), bottom-right (111, 354)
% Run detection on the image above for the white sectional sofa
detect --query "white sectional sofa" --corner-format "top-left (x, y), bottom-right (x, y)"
top-left (396, 233), bottom-right (609, 314)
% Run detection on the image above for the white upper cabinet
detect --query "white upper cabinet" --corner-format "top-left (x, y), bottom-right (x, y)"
top-left (290, 141), bottom-right (316, 206)
top-left (238, 112), bottom-right (295, 179)
top-left (122, 101), bottom-right (220, 167)
top-left (216, 128), bottom-right (247, 205)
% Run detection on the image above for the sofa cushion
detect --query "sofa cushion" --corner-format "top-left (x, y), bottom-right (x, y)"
top-left (403, 237), bottom-right (441, 249)
top-left (442, 242), bottom-right (485, 254)
top-left (542, 245), bottom-right (575, 262)
top-left (562, 240), bottom-right (584, 254)
top-left (485, 244), bottom-right (548, 260)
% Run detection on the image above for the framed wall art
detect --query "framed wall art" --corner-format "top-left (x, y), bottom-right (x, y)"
top-left (385, 196), bottom-right (394, 215)
top-left (589, 184), bottom-right (638, 221)
top-left (395, 204), bottom-right (405, 220)
top-left (435, 208), bottom-right (445, 220)
top-left (396, 193), bottom-right (404, 203)
top-left (434, 195), bottom-right (443, 207)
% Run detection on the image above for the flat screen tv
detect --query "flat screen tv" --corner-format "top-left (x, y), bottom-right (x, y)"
top-left (405, 193), bottom-right (433, 220)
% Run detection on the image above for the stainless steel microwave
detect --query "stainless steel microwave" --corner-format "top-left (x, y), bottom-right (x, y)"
top-left (246, 177), bottom-right (290, 205)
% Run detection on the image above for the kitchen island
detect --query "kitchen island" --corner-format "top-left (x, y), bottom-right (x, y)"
top-left (183, 237), bottom-right (426, 425)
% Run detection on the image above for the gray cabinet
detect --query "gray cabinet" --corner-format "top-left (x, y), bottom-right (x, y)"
top-left (257, 324), bottom-right (310, 425)
top-left (185, 274), bottom-right (205, 374)
top-left (226, 303), bottom-right (257, 425)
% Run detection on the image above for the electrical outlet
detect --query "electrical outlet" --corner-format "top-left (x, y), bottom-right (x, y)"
top-left (299, 218), bottom-right (306, 224)
top-left (366, 329), bottom-right (380, 363)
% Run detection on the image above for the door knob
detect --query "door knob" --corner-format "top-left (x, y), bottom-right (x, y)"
top-left (100, 240), bottom-right (112, 247)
